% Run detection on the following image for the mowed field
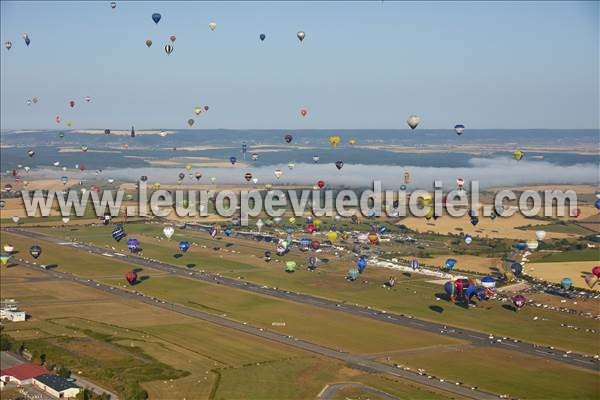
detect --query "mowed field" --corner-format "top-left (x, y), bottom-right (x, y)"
top-left (5, 226), bottom-right (600, 356)
top-left (0, 265), bottom-right (454, 400)
top-left (525, 261), bottom-right (599, 290)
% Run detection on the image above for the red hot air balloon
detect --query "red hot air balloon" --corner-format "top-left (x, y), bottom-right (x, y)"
top-left (69, 100), bottom-right (75, 108)
top-left (126, 271), bottom-right (137, 285)
top-left (300, 109), bottom-right (308, 117)
top-left (592, 266), bottom-right (600, 279)
top-left (317, 180), bottom-right (325, 189)
top-left (306, 224), bottom-right (315, 233)
top-left (311, 240), bottom-right (320, 250)
top-left (204, 106), bottom-right (209, 111)
top-left (56, 116), bottom-right (61, 124)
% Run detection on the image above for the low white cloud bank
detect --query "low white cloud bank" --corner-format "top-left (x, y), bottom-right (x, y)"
top-left (28, 157), bottom-right (599, 190)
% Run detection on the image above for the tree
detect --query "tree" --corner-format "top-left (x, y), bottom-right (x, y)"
top-left (0, 334), bottom-right (14, 351)
top-left (57, 366), bottom-right (71, 378)
top-left (39, 353), bottom-right (46, 365)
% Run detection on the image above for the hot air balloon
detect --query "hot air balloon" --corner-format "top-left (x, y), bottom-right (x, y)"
top-left (592, 266), bottom-right (600, 279)
top-left (163, 226), bottom-right (174, 239)
top-left (112, 225), bottom-right (126, 241)
top-left (23, 35), bottom-right (30, 46)
top-left (110, 1), bottom-right (116, 9)
top-left (481, 276), bottom-right (496, 288)
top-left (284, 134), bottom-right (293, 143)
top-left (0, 253), bottom-right (10, 265)
top-left (312, 155), bottom-right (320, 163)
top-left (209, 21), bottom-right (217, 31)
top-left (229, 156), bottom-right (237, 165)
top-left (357, 256), bottom-right (367, 273)
top-left (325, 230), bottom-right (338, 243)
top-left (26, 99), bottom-right (32, 106)
top-left (3, 245), bottom-right (14, 253)
top-left (187, 118), bottom-right (194, 127)
top-left (456, 178), bottom-right (465, 191)
top-left (69, 100), bottom-right (75, 108)
top-left (513, 150), bottom-right (524, 161)
top-left (348, 138), bottom-right (356, 146)
top-left (308, 256), bottom-right (318, 270)
top-left (535, 230), bottom-right (546, 241)
top-left (5, 41), bottom-right (12, 50)
top-left (444, 281), bottom-right (456, 302)
top-left (194, 106), bottom-right (202, 115)
top-left (311, 240), bottom-right (320, 250)
top-left (81, 145), bottom-right (88, 152)
top-left (595, 199), bottom-right (600, 209)
top-left (300, 109), bottom-right (308, 117)
top-left (169, 35), bottom-right (176, 42)
top-left (409, 259), bottom-right (419, 270)
top-left (328, 135), bottom-right (341, 148)
top-left (27, 150), bottom-right (35, 158)
top-left (165, 44), bottom-right (173, 55)
top-left (274, 169), bottom-right (283, 179)
top-left (335, 161), bottom-right (344, 170)
top-left (127, 238), bottom-right (140, 252)
top-left (244, 172), bottom-right (253, 182)
top-left (126, 271), bottom-right (138, 285)
top-left (251, 153), bottom-right (259, 161)
top-left (204, 105), bottom-right (209, 111)
top-left (263, 250), bottom-right (272, 262)
top-left (510, 262), bottom-right (523, 277)
top-left (526, 240), bottom-right (539, 251)
top-left (297, 31), bottom-right (305, 42)
top-left (512, 294), bottom-right (526, 310)
top-left (406, 115), bottom-right (420, 130)
top-left (560, 277), bottom-right (572, 290)
top-left (445, 258), bottom-right (457, 270)
top-left (285, 261), bottom-right (296, 273)
top-left (195, 172), bottom-right (203, 181)
top-left (367, 232), bottom-right (379, 245)
top-left (145, 39), bottom-right (153, 47)
top-left (30, 245), bottom-right (42, 259)
top-left (259, 33), bottom-right (266, 41)
top-left (584, 274), bottom-right (598, 289)
top-left (178, 241), bottom-right (190, 253)
top-left (347, 268), bottom-right (359, 281)
top-left (464, 234), bottom-right (473, 245)
top-left (317, 180), bottom-right (325, 189)
top-left (152, 13), bottom-right (161, 24)
top-left (454, 124), bottom-right (465, 135)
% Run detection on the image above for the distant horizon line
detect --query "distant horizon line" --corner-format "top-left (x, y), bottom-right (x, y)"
top-left (2, 128), bottom-right (599, 133)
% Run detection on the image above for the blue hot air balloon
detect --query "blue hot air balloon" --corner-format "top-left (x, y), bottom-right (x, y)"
top-left (511, 262), bottom-right (523, 276)
top-left (465, 284), bottom-right (478, 300)
top-left (357, 256), bottom-right (367, 273)
top-left (444, 281), bottom-right (455, 301)
top-left (445, 258), bottom-right (457, 270)
top-left (595, 199), bottom-right (600, 209)
top-left (152, 13), bottom-right (161, 24)
top-left (224, 227), bottom-right (233, 237)
top-left (561, 277), bottom-right (572, 290)
top-left (260, 33), bottom-right (266, 41)
top-left (299, 237), bottom-right (311, 249)
top-left (464, 234), bottom-right (473, 245)
top-left (127, 238), bottom-right (140, 252)
top-left (481, 276), bottom-right (496, 288)
top-left (454, 124), bottom-right (465, 135)
top-left (179, 240), bottom-right (190, 252)
top-left (515, 242), bottom-right (528, 251)
top-left (476, 287), bottom-right (487, 301)
top-left (112, 225), bottom-right (126, 242)
top-left (229, 156), bottom-right (237, 165)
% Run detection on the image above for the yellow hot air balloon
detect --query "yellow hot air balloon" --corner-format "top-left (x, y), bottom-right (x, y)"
top-left (348, 138), bottom-right (356, 146)
top-left (425, 208), bottom-right (435, 221)
top-left (153, 182), bottom-right (161, 189)
top-left (513, 150), bottom-right (524, 161)
top-left (185, 164), bottom-right (192, 171)
top-left (421, 193), bottom-right (432, 206)
top-left (313, 218), bottom-right (323, 228)
top-left (265, 183), bottom-right (273, 191)
top-left (67, 121), bottom-right (72, 127)
top-left (328, 135), bottom-right (341, 148)
top-left (326, 230), bottom-right (338, 242)
top-left (288, 217), bottom-right (296, 224)
top-left (194, 106), bottom-right (202, 116)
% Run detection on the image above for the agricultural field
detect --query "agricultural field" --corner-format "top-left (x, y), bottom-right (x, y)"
top-left (1, 265), bottom-right (454, 400)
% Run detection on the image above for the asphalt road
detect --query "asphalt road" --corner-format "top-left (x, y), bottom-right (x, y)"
top-left (11, 260), bottom-right (500, 400)
top-left (5, 227), bottom-right (599, 374)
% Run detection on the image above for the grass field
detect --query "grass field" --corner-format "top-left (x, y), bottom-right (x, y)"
top-left (524, 261), bottom-right (599, 289)
top-left (14, 226), bottom-right (600, 354)
top-left (0, 261), bottom-right (456, 400)
top-left (385, 347), bottom-right (600, 400)
top-left (531, 248), bottom-right (600, 263)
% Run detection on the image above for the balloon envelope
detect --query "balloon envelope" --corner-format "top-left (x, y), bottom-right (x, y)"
top-left (152, 13), bottom-right (161, 24)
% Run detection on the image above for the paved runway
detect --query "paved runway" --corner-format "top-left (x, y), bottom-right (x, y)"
top-left (5, 227), bottom-right (599, 374)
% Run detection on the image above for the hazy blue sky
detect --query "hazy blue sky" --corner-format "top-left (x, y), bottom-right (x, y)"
top-left (1, 1), bottom-right (598, 130)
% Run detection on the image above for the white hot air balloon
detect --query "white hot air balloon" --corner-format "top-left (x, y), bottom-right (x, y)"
top-left (406, 115), bottom-right (421, 130)
top-left (535, 230), bottom-right (546, 241)
top-left (526, 240), bottom-right (539, 251)
top-left (3, 245), bottom-right (14, 253)
top-left (208, 21), bottom-right (217, 31)
top-left (163, 226), bottom-right (175, 239)
top-left (274, 169), bottom-right (283, 179)
top-left (256, 219), bottom-right (264, 232)
top-left (12, 216), bottom-right (20, 224)
top-left (62, 217), bottom-right (70, 224)
top-left (297, 31), bottom-right (305, 42)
